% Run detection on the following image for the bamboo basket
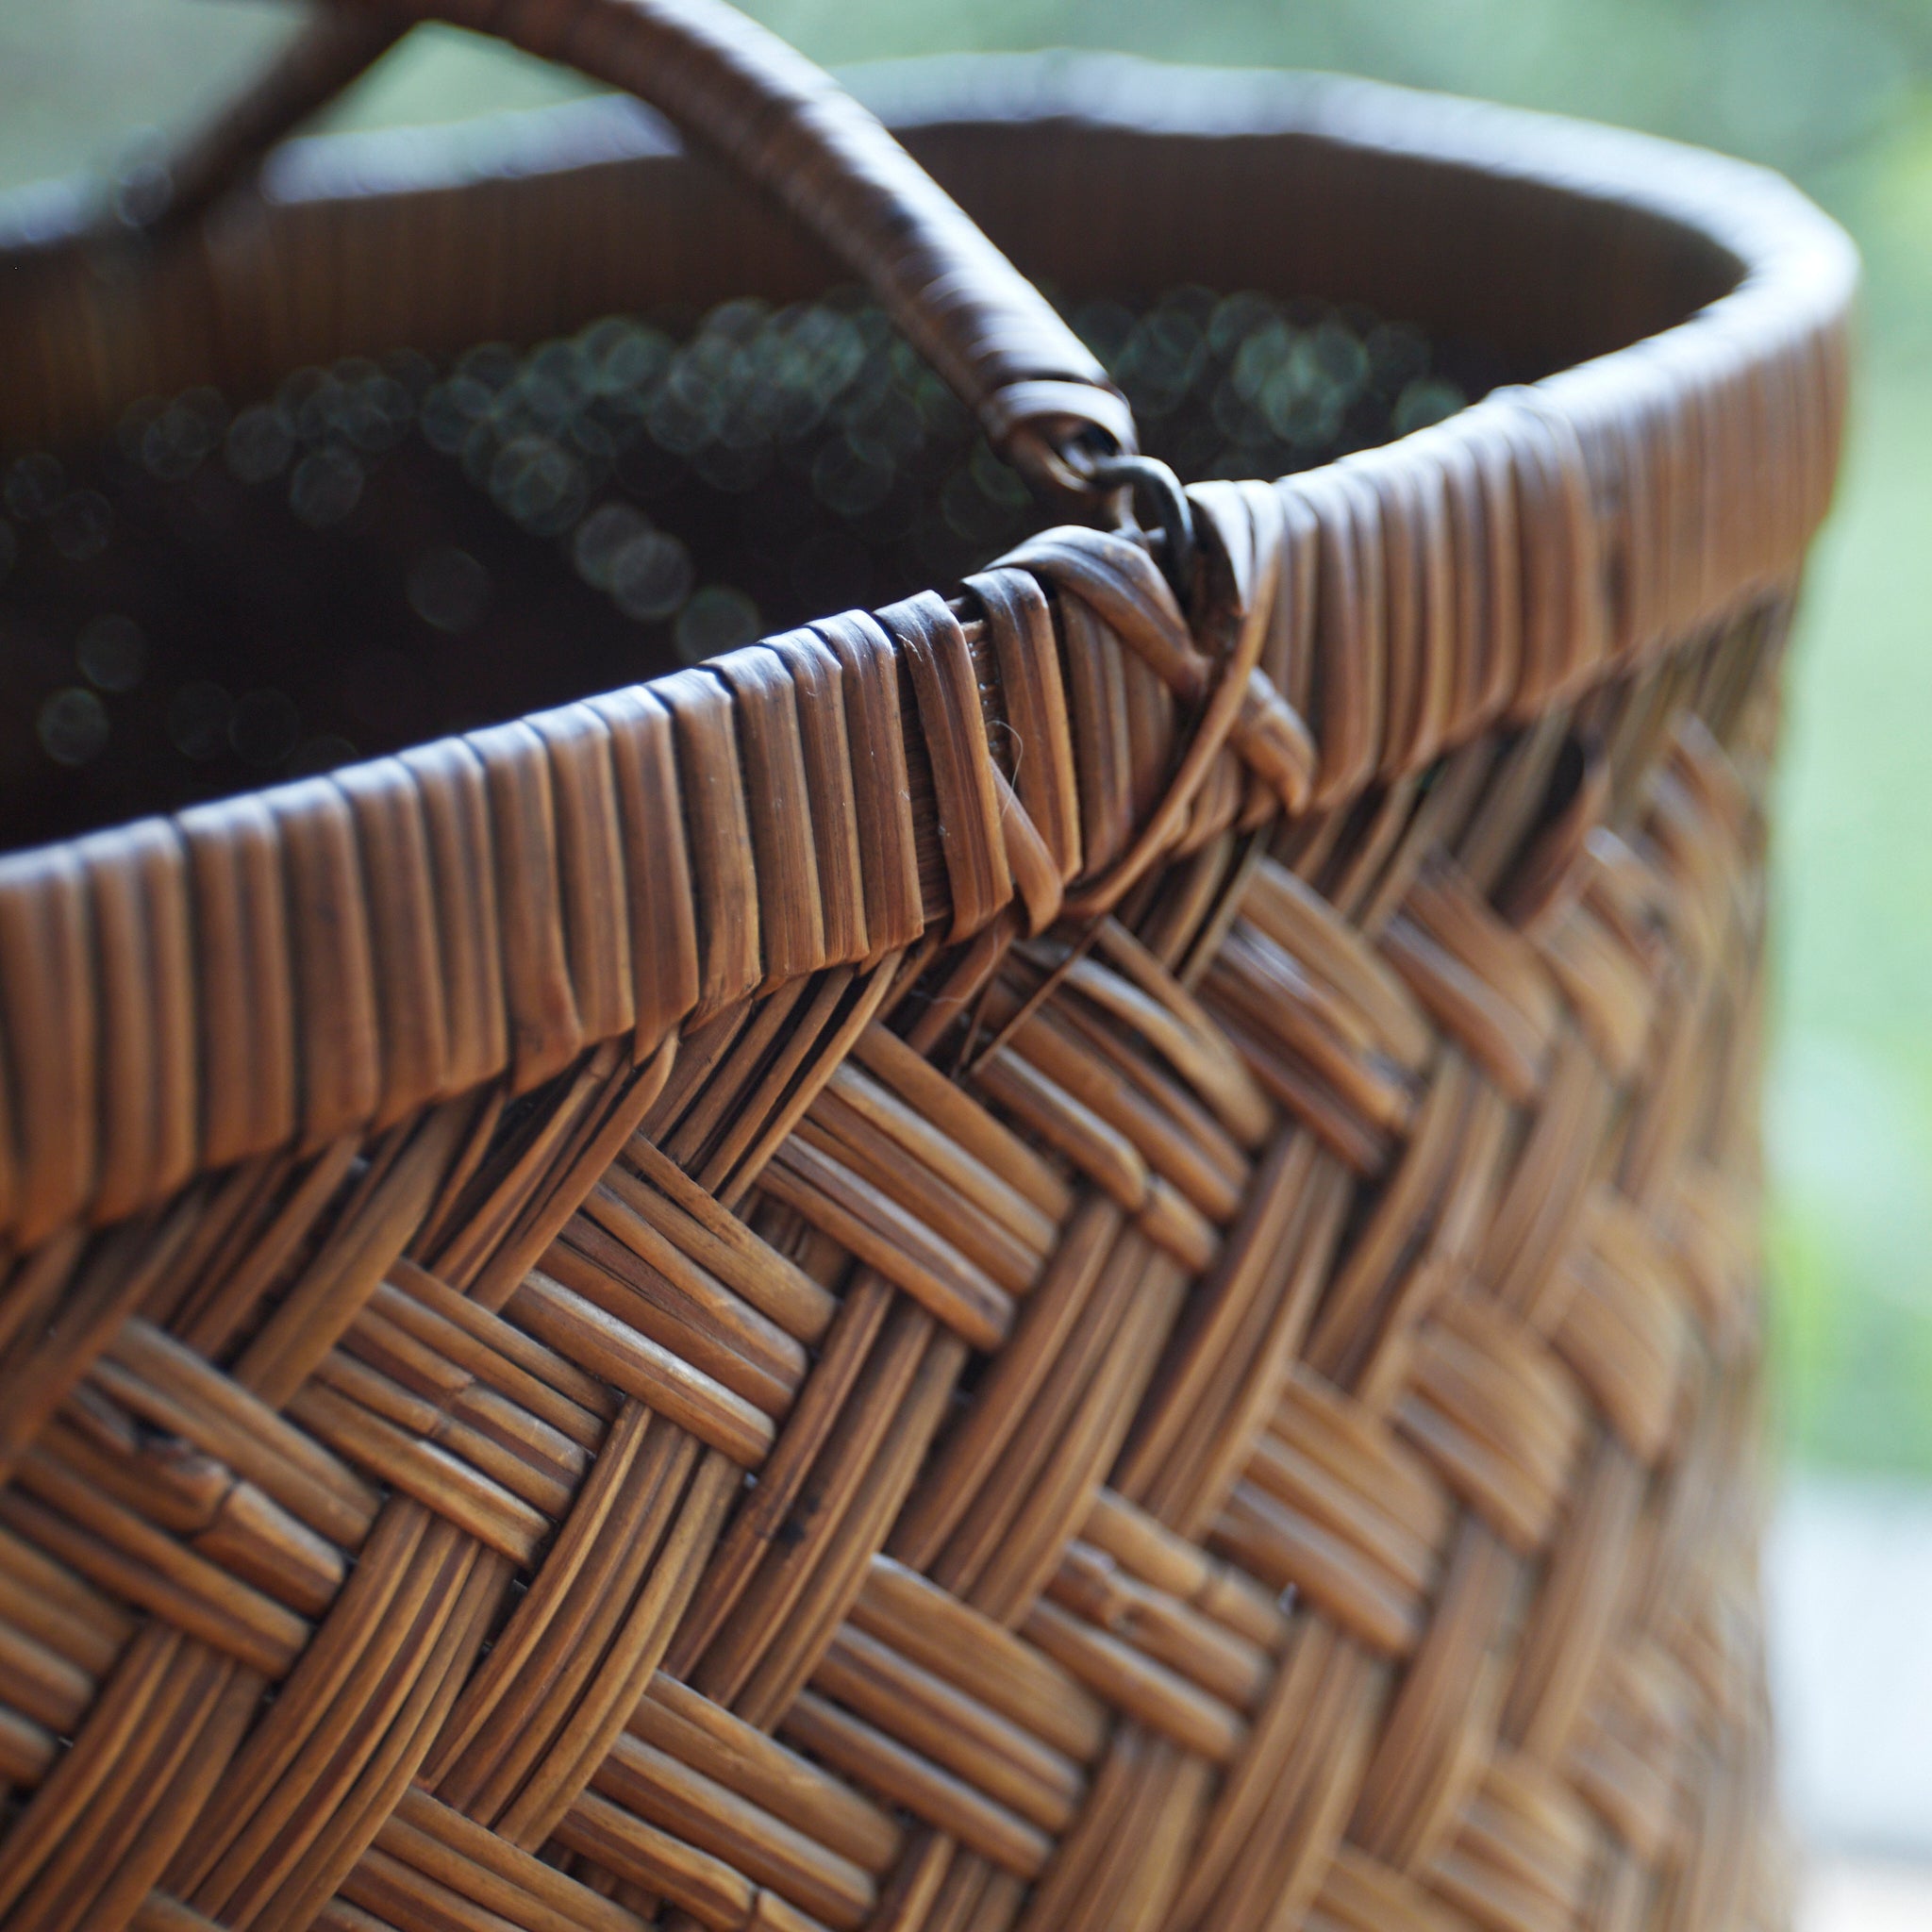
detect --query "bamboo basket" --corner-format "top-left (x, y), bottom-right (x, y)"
top-left (0, 6), bottom-right (1856, 1931)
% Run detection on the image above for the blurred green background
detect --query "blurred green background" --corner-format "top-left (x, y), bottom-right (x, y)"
top-left (4, 0), bottom-right (1928, 1474)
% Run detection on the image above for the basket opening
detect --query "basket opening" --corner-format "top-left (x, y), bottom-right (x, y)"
top-left (0, 285), bottom-right (1522, 857)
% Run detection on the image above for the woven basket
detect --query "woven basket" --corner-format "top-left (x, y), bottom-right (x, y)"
top-left (0, 6), bottom-right (1855, 1931)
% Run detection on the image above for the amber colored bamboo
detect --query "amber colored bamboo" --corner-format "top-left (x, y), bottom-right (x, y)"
top-left (0, 7), bottom-right (1852, 1932)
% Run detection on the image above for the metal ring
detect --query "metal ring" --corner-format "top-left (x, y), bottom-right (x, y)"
top-left (1084, 454), bottom-right (1197, 608)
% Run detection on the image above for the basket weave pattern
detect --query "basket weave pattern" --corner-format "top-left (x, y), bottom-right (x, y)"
top-left (0, 18), bottom-right (1854, 1932)
top-left (0, 503), bottom-right (1815, 1932)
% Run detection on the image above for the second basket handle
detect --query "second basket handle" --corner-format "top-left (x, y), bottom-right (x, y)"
top-left (160, 0), bottom-right (1140, 495)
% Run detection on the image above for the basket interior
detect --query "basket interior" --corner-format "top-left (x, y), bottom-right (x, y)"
top-left (0, 278), bottom-right (1528, 855)
top-left (0, 72), bottom-right (1747, 857)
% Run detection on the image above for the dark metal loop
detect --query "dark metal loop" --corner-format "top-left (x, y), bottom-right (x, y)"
top-left (1084, 453), bottom-right (1197, 608)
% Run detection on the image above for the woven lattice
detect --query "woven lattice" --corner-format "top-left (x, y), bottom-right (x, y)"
top-left (0, 17), bottom-right (1855, 1932)
top-left (0, 525), bottom-right (1810, 1932)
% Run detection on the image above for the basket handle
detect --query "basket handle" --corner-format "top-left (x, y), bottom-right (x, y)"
top-left (154, 0), bottom-right (1139, 495)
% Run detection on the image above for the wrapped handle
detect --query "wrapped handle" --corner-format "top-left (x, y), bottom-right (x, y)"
top-left (154, 0), bottom-right (1139, 493)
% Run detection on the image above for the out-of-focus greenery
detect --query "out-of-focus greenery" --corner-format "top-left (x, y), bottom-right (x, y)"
top-left (4, 0), bottom-right (1930, 1472)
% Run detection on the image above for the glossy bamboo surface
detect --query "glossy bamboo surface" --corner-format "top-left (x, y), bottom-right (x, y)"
top-left (0, 23), bottom-right (1854, 1932)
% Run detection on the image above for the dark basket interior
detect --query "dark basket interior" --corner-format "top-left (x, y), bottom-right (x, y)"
top-left (0, 282), bottom-right (1524, 855)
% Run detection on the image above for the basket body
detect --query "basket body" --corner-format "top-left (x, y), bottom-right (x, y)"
top-left (0, 58), bottom-right (1852, 1932)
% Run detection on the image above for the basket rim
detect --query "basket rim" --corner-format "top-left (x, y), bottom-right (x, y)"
top-left (0, 53), bottom-right (1856, 1253)
top-left (0, 52), bottom-right (1857, 360)
top-left (237, 52), bottom-right (1855, 303)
